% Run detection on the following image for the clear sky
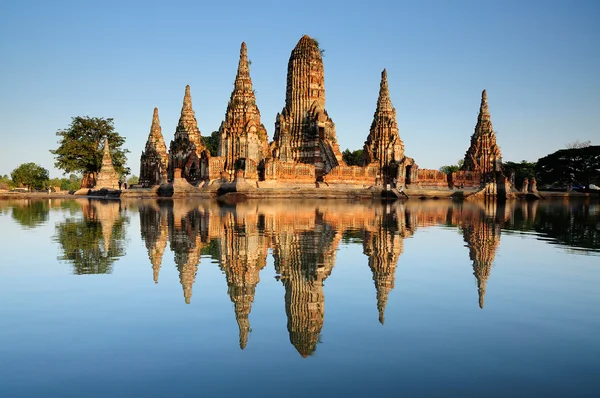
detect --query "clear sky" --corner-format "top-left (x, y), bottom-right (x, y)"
top-left (1, 0), bottom-right (598, 178)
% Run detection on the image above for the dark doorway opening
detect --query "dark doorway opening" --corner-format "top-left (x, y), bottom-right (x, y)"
top-left (405, 165), bottom-right (412, 185)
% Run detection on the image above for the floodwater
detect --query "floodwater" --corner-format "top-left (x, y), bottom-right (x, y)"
top-left (0, 198), bottom-right (598, 397)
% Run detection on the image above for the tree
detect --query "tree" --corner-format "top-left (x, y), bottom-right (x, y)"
top-left (11, 162), bottom-right (50, 190)
top-left (201, 131), bottom-right (220, 156)
top-left (342, 148), bottom-right (364, 166)
top-left (61, 174), bottom-right (82, 191)
top-left (0, 174), bottom-right (14, 190)
top-left (439, 159), bottom-right (464, 174)
top-left (502, 160), bottom-right (537, 190)
top-left (565, 140), bottom-right (591, 149)
top-left (127, 175), bottom-right (139, 186)
top-left (50, 116), bottom-right (130, 186)
top-left (536, 146), bottom-right (600, 189)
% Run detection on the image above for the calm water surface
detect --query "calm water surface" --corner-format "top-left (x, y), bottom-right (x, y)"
top-left (0, 198), bottom-right (598, 397)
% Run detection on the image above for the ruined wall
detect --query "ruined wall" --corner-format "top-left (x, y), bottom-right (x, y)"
top-left (262, 159), bottom-right (316, 183)
top-left (200, 156), bottom-right (227, 182)
top-left (451, 170), bottom-right (482, 189)
top-left (416, 169), bottom-right (449, 188)
top-left (322, 165), bottom-right (379, 185)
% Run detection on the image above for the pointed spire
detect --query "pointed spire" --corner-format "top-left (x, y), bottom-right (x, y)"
top-left (152, 107), bottom-right (160, 126)
top-left (376, 68), bottom-right (393, 114)
top-left (237, 42), bottom-right (250, 79)
top-left (147, 107), bottom-right (167, 149)
top-left (231, 42), bottom-right (254, 98)
top-left (102, 137), bottom-right (112, 164)
top-left (478, 89), bottom-right (490, 123)
top-left (460, 89), bottom-right (501, 173)
top-left (183, 85), bottom-right (192, 111)
top-left (173, 85), bottom-right (205, 153)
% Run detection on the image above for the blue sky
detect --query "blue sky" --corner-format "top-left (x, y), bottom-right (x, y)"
top-left (1, 0), bottom-right (598, 177)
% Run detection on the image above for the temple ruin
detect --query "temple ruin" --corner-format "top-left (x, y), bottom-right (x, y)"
top-left (134, 35), bottom-right (515, 199)
top-left (95, 137), bottom-right (120, 189)
top-left (139, 108), bottom-right (168, 187)
top-left (461, 90), bottom-right (502, 174)
top-left (270, 35), bottom-right (344, 180)
top-left (217, 42), bottom-right (270, 182)
top-left (168, 85), bottom-right (206, 184)
top-left (363, 69), bottom-right (418, 186)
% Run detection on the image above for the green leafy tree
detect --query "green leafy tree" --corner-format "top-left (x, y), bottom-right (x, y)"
top-left (503, 160), bottom-right (537, 190)
top-left (439, 159), bottom-right (464, 174)
top-left (127, 175), bottom-right (139, 186)
top-left (342, 148), bottom-right (364, 166)
top-left (61, 174), bottom-right (82, 191)
top-left (201, 131), bottom-right (220, 156)
top-left (50, 116), bottom-right (130, 186)
top-left (0, 174), bottom-right (14, 190)
top-left (536, 146), bottom-right (600, 188)
top-left (11, 162), bottom-right (50, 190)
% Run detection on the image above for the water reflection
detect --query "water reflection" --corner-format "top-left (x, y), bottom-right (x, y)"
top-left (4, 197), bottom-right (598, 357)
top-left (11, 200), bottom-right (50, 228)
top-left (53, 199), bottom-right (128, 274)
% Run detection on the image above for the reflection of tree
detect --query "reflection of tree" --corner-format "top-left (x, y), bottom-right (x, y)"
top-left (10, 200), bottom-right (50, 229)
top-left (54, 200), bottom-right (127, 274)
top-left (504, 201), bottom-right (600, 253)
top-left (532, 202), bottom-right (599, 252)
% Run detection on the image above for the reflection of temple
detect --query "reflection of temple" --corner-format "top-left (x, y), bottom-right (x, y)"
top-left (127, 199), bottom-right (513, 352)
top-left (219, 210), bottom-right (269, 349)
top-left (55, 199), bottom-right (127, 275)
top-left (461, 206), bottom-right (501, 309)
top-left (167, 202), bottom-right (207, 304)
top-left (362, 209), bottom-right (404, 324)
top-left (139, 202), bottom-right (169, 283)
top-left (271, 211), bottom-right (340, 357)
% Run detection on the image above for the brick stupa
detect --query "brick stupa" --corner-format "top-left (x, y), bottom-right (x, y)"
top-left (218, 42), bottom-right (269, 178)
top-left (363, 69), bottom-right (405, 168)
top-left (140, 108), bottom-right (168, 186)
top-left (461, 90), bottom-right (502, 174)
top-left (271, 35), bottom-right (345, 178)
top-left (168, 85), bottom-right (206, 183)
top-left (95, 137), bottom-right (120, 189)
